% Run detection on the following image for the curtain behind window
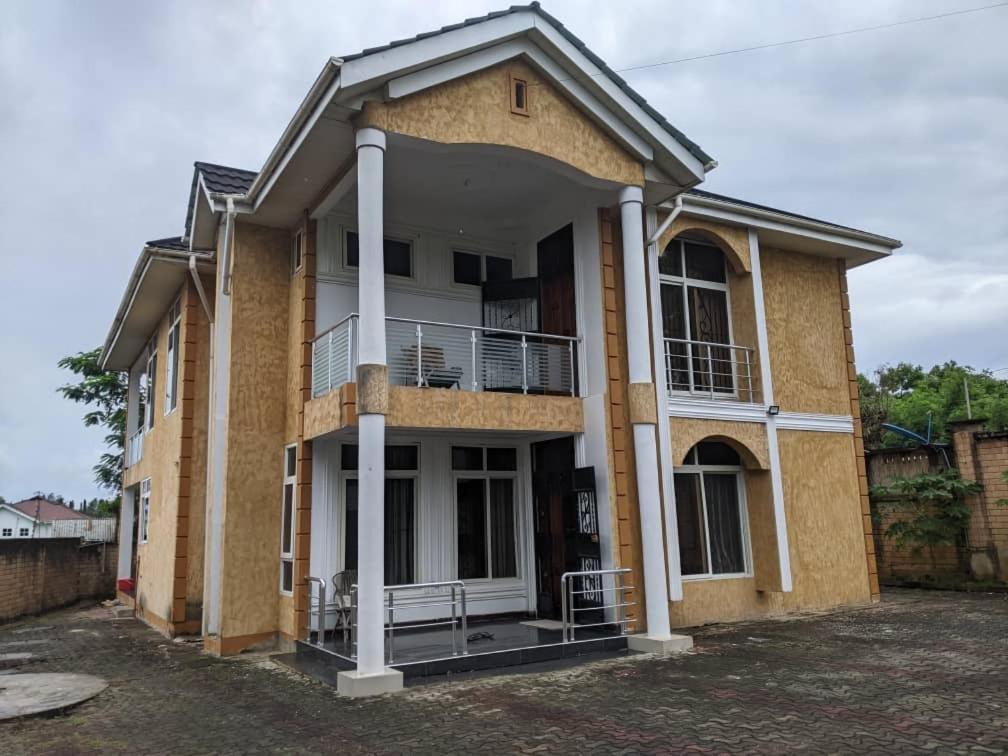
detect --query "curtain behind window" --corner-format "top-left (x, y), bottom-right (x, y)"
top-left (704, 473), bottom-right (744, 573)
top-left (674, 473), bottom-right (708, 575)
top-left (489, 479), bottom-right (517, 578)
top-left (344, 478), bottom-right (415, 585)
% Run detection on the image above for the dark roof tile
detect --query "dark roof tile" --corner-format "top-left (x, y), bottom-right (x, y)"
top-left (145, 236), bottom-right (188, 251)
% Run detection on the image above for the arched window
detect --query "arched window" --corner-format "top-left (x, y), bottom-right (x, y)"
top-left (659, 238), bottom-right (735, 397)
top-left (674, 441), bottom-right (750, 578)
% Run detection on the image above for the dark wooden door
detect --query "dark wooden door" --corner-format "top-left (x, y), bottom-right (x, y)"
top-left (532, 436), bottom-right (575, 618)
top-left (537, 224), bottom-right (576, 337)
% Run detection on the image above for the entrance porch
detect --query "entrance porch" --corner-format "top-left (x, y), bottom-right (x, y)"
top-left (304, 431), bottom-right (636, 681)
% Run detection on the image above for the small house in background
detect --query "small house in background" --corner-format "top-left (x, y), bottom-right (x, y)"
top-left (0, 497), bottom-right (115, 541)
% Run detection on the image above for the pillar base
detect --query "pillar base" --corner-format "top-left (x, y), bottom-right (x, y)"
top-left (336, 668), bottom-right (404, 697)
top-left (627, 633), bottom-right (693, 656)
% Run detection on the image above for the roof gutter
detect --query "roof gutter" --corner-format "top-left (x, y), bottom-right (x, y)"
top-left (677, 193), bottom-right (902, 250)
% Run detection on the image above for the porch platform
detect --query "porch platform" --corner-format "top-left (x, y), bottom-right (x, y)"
top-left (290, 618), bottom-right (630, 682)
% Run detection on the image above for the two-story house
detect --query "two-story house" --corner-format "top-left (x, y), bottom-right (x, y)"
top-left (100, 4), bottom-right (900, 696)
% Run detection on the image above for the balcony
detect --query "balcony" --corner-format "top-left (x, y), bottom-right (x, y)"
top-left (312, 314), bottom-right (579, 399)
top-left (125, 429), bottom-right (143, 468)
top-left (663, 337), bottom-right (760, 403)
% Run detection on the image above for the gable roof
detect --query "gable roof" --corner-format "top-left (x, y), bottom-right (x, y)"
top-left (337, 2), bottom-right (712, 169)
top-left (9, 498), bottom-right (90, 522)
top-left (183, 162), bottom-right (258, 241)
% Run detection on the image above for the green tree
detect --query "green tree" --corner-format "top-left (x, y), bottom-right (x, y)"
top-left (57, 348), bottom-right (128, 492)
top-left (858, 362), bottom-right (1008, 448)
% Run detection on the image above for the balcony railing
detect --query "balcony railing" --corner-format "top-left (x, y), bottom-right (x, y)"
top-left (663, 337), bottom-right (760, 403)
top-left (312, 314), bottom-right (580, 399)
top-left (125, 429), bottom-right (144, 468)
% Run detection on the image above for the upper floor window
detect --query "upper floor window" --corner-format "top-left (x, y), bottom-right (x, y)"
top-left (143, 338), bottom-right (158, 432)
top-left (674, 442), bottom-right (749, 579)
top-left (453, 250), bottom-right (514, 286)
top-left (164, 298), bottom-right (181, 416)
top-left (291, 229), bottom-right (304, 276)
top-left (139, 478), bottom-right (151, 544)
top-left (509, 74), bottom-right (529, 116)
top-left (345, 231), bottom-right (412, 278)
top-left (659, 238), bottom-right (734, 395)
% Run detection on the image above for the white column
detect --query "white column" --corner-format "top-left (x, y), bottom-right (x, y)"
top-left (117, 486), bottom-right (135, 580)
top-left (748, 228), bottom-right (793, 592)
top-left (353, 127), bottom-right (388, 678)
top-left (619, 186), bottom-right (672, 639)
top-left (645, 206), bottom-right (683, 602)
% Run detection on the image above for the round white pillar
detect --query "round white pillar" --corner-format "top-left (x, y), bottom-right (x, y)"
top-left (619, 185), bottom-right (673, 640)
top-left (354, 127), bottom-right (387, 677)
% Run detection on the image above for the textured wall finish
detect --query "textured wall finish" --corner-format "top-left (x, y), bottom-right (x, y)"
top-left (598, 208), bottom-right (645, 628)
top-left (657, 215), bottom-right (751, 273)
top-left (303, 384), bottom-right (355, 439)
top-left (217, 221), bottom-right (290, 646)
top-left (627, 382), bottom-right (658, 425)
top-left (668, 417), bottom-right (770, 470)
top-left (387, 386), bottom-right (584, 432)
top-left (761, 248), bottom-right (850, 416)
top-left (358, 59), bottom-right (644, 187)
top-left (357, 364), bottom-right (390, 415)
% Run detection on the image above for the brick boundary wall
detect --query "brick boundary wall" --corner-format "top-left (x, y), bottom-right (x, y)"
top-left (0, 539), bottom-right (117, 622)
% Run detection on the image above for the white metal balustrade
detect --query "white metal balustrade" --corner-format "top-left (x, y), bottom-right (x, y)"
top-left (560, 567), bottom-right (636, 642)
top-left (312, 314), bottom-right (579, 399)
top-left (663, 337), bottom-right (760, 403)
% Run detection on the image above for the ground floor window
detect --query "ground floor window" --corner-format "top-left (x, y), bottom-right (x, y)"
top-left (139, 478), bottom-right (151, 544)
top-left (342, 444), bottom-right (418, 585)
top-left (453, 446), bottom-right (518, 581)
top-left (674, 442), bottom-right (749, 578)
top-left (280, 445), bottom-right (296, 594)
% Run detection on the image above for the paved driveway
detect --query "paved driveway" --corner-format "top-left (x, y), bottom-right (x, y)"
top-left (1, 589), bottom-right (1006, 754)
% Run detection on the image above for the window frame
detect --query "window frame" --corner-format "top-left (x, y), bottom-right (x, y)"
top-left (139, 478), bottom-right (151, 544)
top-left (451, 446), bottom-right (521, 583)
top-left (673, 455), bottom-right (751, 582)
top-left (343, 228), bottom-right (415, 281)
top-left (509, 73), bottom-right (529, 116)
top-left (143, 338), bottom-right (158, 433)
top-left (280, 444), bottom-right (297, 595)
top-left (659, 238), bottom-right (737, 398)
top-left (451, 249), bottom-right (515, 289)
top-left (291, 229), bottom-right (304, 276)
top-left (19, 527), bottom-right (29, 537)
top-left (164, 298), bottom-right (181, 416)
top-left (2, 528), bottom-right (11, 537)
top-left (338, 443), bottom-right (420, 584)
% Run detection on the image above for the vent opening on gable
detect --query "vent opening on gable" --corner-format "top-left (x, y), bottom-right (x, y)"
top-left (510, 75), bottom-right (528, 116)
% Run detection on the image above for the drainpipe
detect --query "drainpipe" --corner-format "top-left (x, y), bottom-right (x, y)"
top-left (646, 194), bottom-right (684, 246)
top-left (220, 197), bottom-right (237, 295)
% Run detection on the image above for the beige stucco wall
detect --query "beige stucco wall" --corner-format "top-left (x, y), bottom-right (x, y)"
top-left (761, 247), bottom-right (850, 415)
top-left (359, 59), bottom-right (644, 187)
top-left (217, 221), bottom-right (290, 643)
top-left (668, 428), bottom-right (871, 627)
top-left (668, 417), bottom-right (769, 469)
top-left (124, 285), bottom-right (184, 629)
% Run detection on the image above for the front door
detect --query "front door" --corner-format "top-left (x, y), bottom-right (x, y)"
top-left (537, 224), bottom-right (576, 338)
top-left (531, 437), bottom-right (574, 618)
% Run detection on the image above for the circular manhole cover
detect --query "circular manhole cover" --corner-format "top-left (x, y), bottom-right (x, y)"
top-left (0, 673), bottom-right (107, 720)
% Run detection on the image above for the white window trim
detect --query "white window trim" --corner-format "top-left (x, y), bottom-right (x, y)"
top-left (673, 462), bottom-right (752, 581)
top-left (659, 237), bottom-right (739, 400)
top-left (450, 446), bottom-right (522, 585)
top-left (143, 338), bottom-right (158, 434)
top-left (338, 444), bottom-right (421, 582)
top-left (139, 478), bottom-right (151, 544)
top-left (342, 226), bottom-right (417, 282)
top-left (280, 444), bottom-right (297, 596)
top-left (164, 298), bottom-right (181, 417)
top-left (291, 229), bottom-right (305, 276)
top-left (449, 248), bottom-right (517, 290)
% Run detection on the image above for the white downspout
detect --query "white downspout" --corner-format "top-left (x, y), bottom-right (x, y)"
top-left (220, 197), bottom-right (237, 295)
top-left (646, 194), bottom-right (684, 247)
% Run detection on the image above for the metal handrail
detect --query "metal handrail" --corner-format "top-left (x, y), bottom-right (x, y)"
top-left (663, 337), bottom-right (759, 403)
top-left (349, 580), bottom-right (468, 664)
top-left (313, 313), bottom-right (580, 398)
top-left (305, 576), bottom-right (327, 647)
top-left (560, 567), bottom-right (636, 643)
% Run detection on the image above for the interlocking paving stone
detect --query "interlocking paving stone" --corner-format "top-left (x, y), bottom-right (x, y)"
top-left (0, 590), bottom-right (1006, 754)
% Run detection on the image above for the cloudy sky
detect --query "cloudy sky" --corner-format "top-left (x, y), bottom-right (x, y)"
top-left (0, 0), bottom-right (1005, 502)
